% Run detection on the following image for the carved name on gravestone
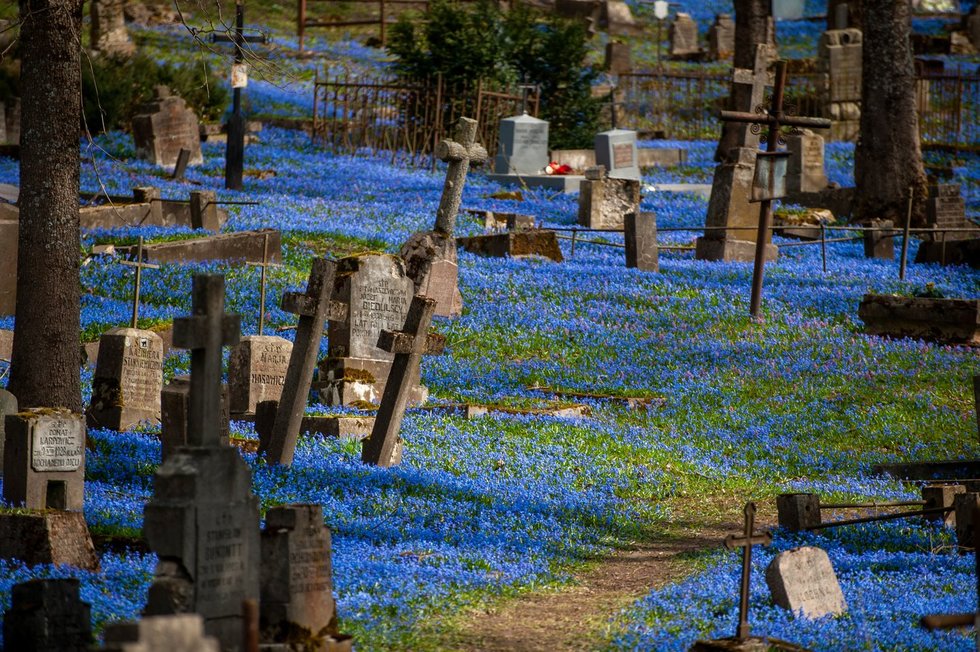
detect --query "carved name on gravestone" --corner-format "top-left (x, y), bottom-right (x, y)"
top-left (132, 86), bottom-right (204, 168)
top-left (785, 129), bottom-right (829, 194)
top-left (261, 504), bottom-right (352, 649)
top-left (578, 165), bottom-right (641, 230)
top-left (494, 113), bottom-right (549, 176)
top-left (3, 408), bottom-right (85, 510)
top-left (819, 28), bottom-right (862, 140)
top-left (99, 614), bottom-right (220, 652)
top-left (595, 128), bottom-right (640, 181)
top-left (766, 546), bottom-right (847, 619)
top-left (228, 335), bottom-right (293, 415)
top-left (708, 13), bottom-right (735, 60)
top-left (319, 255), bottom-right (426, 407)
top-left (3, 579), bottom-right (93, 652)
top-left (88, 328), bottom-right (164, 431)
top-left (669, 13), bottom-right (700, 57)
top-left (926, 184), bottom-right (971, 239)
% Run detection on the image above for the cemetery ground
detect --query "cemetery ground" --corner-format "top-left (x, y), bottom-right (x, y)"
top-left (2, 4), bottom-right (980, 651)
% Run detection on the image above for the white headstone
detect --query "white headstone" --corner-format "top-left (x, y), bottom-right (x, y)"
top-left (765, 546), bottom-right (847, 619)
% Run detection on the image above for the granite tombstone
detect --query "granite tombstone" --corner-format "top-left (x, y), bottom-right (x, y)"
top-left (766, 546), bottom-right (847, 619)
top-left (132, 86), bottom-right (204, 168)
top-left (493, 113), bottom-right (549, 176)
top-left (88, 328), bottom-right (164, 431)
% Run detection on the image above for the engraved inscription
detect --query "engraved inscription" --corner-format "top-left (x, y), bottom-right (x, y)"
top-left (197, 510), bottom-right (247, 614)
top-left (31, 415), bottom-right (84, 472)
top-left (612, 143), bottom-right (634, 169)
top-left (121, 334), bottom-right (163, 408)
top-left (513, 124), bottom-right (548, 149)
top-left (247, 338), bottom-right (292, 406)
top-left (289, 522), bottom-right (331, 596)
top-left (351, 274), bottom-right (410, 359)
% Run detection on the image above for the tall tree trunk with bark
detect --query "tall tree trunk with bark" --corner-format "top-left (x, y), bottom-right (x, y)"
top-left (8, 0), bottom-right (84, 411)
top-left (714, 0), bottom-right (773, 162)
top-left (854, 0), bottom-right (927, 225)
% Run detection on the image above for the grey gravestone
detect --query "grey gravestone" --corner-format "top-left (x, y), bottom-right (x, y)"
top-left (669, 13), bottom-right (700, 57)
top-left (926, 184), bottom-right (971, 240)
top-left (595, 128), bottom-right (640, 181)
top-left (603, 0), bottom-right (636, 34)
top-left (785, 130), bottom-right (829, 194)
top-left (159, 376), bottom-right (231, 461)
top-left (91, 0), bottom-right (135, 56)
top-left (3, 408), bottom-right (85, 510)
top-left (143, 275), bottom-right (260, 651)
top-left (400, 231), bottom-right (463, 318)
top-left (0, 217), bottom-right (17, 315)
top-left (863, 219), bottom-right (896, 260)
top-left (0, 387), bottom-right (17, 473)
top-left (319, 255), bottom-right (427, 407)
top-left (708, 14), bottom-right (735, 60)
top-left (0, 327), bottom-right (11, 359)
top-left (493, 113), bottom-right (549, 176)
top-left (766, 546), bottom-right (847, 619)
top-left (625, 212), bottom-right (659, 272)
top-left (3, 579), bottom-right (93, 652)
top-left (819, 28), bottom-right (862, 141)
top-left (776, 493), bottom-right (821, 532)
top-left (129, 229), bottom-right (282, 265)
top-left (261, 504), bottom-right (351, 648)
top-left (100, 614), bottom-right (220, 652)
top-left (578, 165), bottom-right (641, 230)
top-left (228, 335), bottom-right (293, 415)
top-left (132, 86), bottom-right (204, 168)
top-left (87, 328), bottom-right (164, 431)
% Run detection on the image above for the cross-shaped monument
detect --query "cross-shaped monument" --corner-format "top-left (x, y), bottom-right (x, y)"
top-left (261, 258), bottom-right (347, 465)
top-left (245, 231), bottom-right (280, 336)
top-left (730, 44), bottom-right (777, 150)
top-left (361, 295), bottom-right (446, 467)
top-left (719, 59), bottom-right (830, 318)
top-left (172, 275), bottom-right (241, 446)
top-left (119, 236), bottom-right (160, 328)
top-left (434, 117), bottom-right (488, 236)
top-left (725, 501), bottom-right (773, 641)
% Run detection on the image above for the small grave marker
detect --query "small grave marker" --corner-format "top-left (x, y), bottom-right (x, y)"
top-left (132, 86), bottom-right (203, 168)
top-left (99, 614), bottom-right (220, 652)
top-left (669, 13), bottom-right (700, 58)
top-left (578, 165), bottom-right (641, 229)
top-left (708, 13), bottom-right (735, 60)
top-left (159, 375), bottom-right (231, 461)
top-left (765, 546), bottom-right (847, 619)
top-left (624, 212), bottom-right (659, 272)
top-left (361, 296), bottom-right (445, 467)
top-left (3, 579), bottom-right (93, 651)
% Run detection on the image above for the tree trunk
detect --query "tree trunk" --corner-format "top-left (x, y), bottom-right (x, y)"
top-left (715, 0), bottom-right (774, 162)
top-left (8, 0), bottom-right (84, 411)
top-left (854, 0), bottom-right (927, 226)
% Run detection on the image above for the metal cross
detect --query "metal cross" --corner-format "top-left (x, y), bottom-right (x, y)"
top-left (119, 236), bottom-right (160, 329)
top-left (434, 117), bottom-right (488, 237)
top-left (261, 259), bottom-right (347, 466)
top-left (517, 82), bottom-right (538, 116)
top-left (244, 231), bottom-right (280, 336)
top-left (724, 501), bottom-right (772, 641)
top-left (719, 60), bottom-right (831, 319)
top-left (172, 275), bottom-right (241, 447)
top-left (361, 295), bottom-right (446, 467)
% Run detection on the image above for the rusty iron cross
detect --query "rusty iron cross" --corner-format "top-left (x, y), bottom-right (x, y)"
top-left (719, 59), bottom-right (831, 319)
top-left (119, 236), bottom-right (160, 329)
top-left (434, 117), bottom-right (488, 237)
top-left (244, 231), bottom-right (281, 336)
top-left (172, 275), bottom-right (241, 447)
top-left (724, 501), bottom-right (773, 641)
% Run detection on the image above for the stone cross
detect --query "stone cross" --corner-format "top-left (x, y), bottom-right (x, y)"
top-left (361, 295), bottom-right (446, 467)
top-left (172, 275), bottom-right (241, 447)
top-left (245, 231), bottom-right (281, 335)
top-left (434, 117), bottom-right (488, 236)
top-left (119, 236), bottom-right (160, 328)
top-left (261, 258), bottom-right (347, 466)
top-left (730, 43), bottom-right (777, 150)
top-left (720, 60), bottom-right (831, 319)
top-left (723, 501), bottom-right (772, 641)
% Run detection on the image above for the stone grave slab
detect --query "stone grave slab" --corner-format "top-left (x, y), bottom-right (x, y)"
top-left (400, 231), bottom-right (463, 318)
top-left (122, 229), bottom-right (282, 266)
top-left (0, 511), bottom-right (99, 570)
top-left (465, 209), bottom-right (535, 232)
top-left (99, 614), bottom-right (220, 652)
top-left (708, 14), bottom-right (735, 60)
top-left (3, 408), bottom-right (85, 510)
top-left (578, 165), bottom-right (641, 229)
top-left (766, 546), bottom-right (847, 619)
top-left (915, 238), bottom-right (980, 269)
top-left (87, 327), bottom-right (164, 431)
top-left (228, 335), bottom-right (292, 415)
top-left (595, 129), bottom-right (640, 181)
top-left (785, 130), bottom-right (829, 194)
top-left (457, 231), bottom-right (564, 263)
top-left (3, 579), bottom-right (93, 650)
top-left (602, 0), bottom-right (637, 35)
top-left (254, 401), bottom-right (375, 448)
top-left (132, 86), bottom-right (204, 168)
top-left (160, 376), bottom-right (231, 461)
top-left (625, 212), bottom-right (659, 272)
top-left (0, 217), bottom-right (17, 315)
top-left (858, 295), bottom-right (980, 345)
top-left (669, 13), bottom-right (701, 58)
top-left (493, 113), bottom-right (549, 176)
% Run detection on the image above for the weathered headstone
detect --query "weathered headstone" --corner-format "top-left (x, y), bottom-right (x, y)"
top-left (924, 184), bottom-right (972, 240)
top-left (669, 13), bottom-right (700, 58)
top-left (260, 504), bottom-right (351, 649)
top-left (0, 216), bottom-right (17, 315)
top-left (99, 614), bottom-right (220, 652)
top-left (594, 128), bottom-right (640, 181)
top-left (922, 483), bottom-right (966, 527)
top-left (708, 14), bottom-right (735, 60)
top-left (362, 296), bottom-right (446, 467)
top-left (819, 28), bottom-right (862, 141)
top-left (625, 212), bottom-right (659, 272)
top-left (3, 579), bottom-right (93, 651)
top-left (766, 546), bottom-right (847, 619)
top-left (132, 86), bottom-right (204, 168)
top-left (776, 493), bottom-right (822, 532)
top-left (604, 41), bottom-right (632, 74)
top-left (578, 165), bottom-right (641, 230)
top-left (493, 113), bottom-right (549, 176)
top-left (228, 336), bottom-right (293, 416)
top-left (602, 0), bottom-right (637, 35)
top-left (143, 275), bottom-right (260, 650)
top-left (159, 376), bottom-right (231, 461)
top-left (785, 129), bottom-right (829, 194)
top-left (863, 219), bottom-right (896, 260)
top-left (87, 328), bottom-right (164, 430)
top-left (91, 0), bottom-right (135, 57)
top-left (319, 255), bottom-right (426, 407)
top-left (4, 408), bottom-right (85, 510)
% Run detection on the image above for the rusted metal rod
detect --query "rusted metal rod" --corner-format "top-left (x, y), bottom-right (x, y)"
top-left (806, 505), bottom-right (951, 530)
top-left (921, 613), bottom-right (974, 630)
top-left (821, 500), bottom-right (926, 509)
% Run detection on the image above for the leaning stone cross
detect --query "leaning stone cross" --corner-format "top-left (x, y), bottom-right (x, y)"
top-left (361, 295), bottom-right (446, 467)
top-left (172, 275), bottom-right (241, 447)
top-left (730, 43), bottom-right (776, 149)
top-left (434, 117), bottom-right (488, 236)
top-left (724, 501), bottom-right (772, 641)
top-left (261, 258), bottom-right (347, 466)
top-left (118, 236), bottom-right (160, 329)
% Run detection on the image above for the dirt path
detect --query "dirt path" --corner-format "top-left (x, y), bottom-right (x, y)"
top-left (432, 498), bottom-right (778, 651)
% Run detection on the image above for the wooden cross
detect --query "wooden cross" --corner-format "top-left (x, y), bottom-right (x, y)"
top-left (921, 505), bottom-right (979, 634)
top-left (172, 275), bottom-right (241, 447)
top-left (434, 117), bottom-right (488, 237)
top-left (719, 59), bottom-right (831, 319)
top-left (729, 43), bottom-right (776, 149)
top-left (724, 501), bottom-right (772, 641)
top-left (244, 231), bottom-right (280, 336)
top-left (261, 258), bottom-right (347, 466)
top-left (361, 295), bottom-right (446, 467)
top-left (119, 236), bottom-right (160, 329)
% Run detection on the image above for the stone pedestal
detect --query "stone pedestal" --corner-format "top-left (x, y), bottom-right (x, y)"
top-left (3, 579), bottom-right (93, 650)
top-left (3, 409), bottom-right (85, 510)
top-left (0, 511), bottom-right (99, 570)
top-left (578, 166), bottom-right (641, 230)
top-left (100, 614), bottom-right (220, 652)
top-left (316, 357), bottom-right (427, 407)
top-left (132, 86), bottom-right (204, 168)
top-left (776, 493), bottom-right (821, 532)
top-left (228, 335), bottom-right (293, 415)
top-left (87, 327), bottom-right (164, 431)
